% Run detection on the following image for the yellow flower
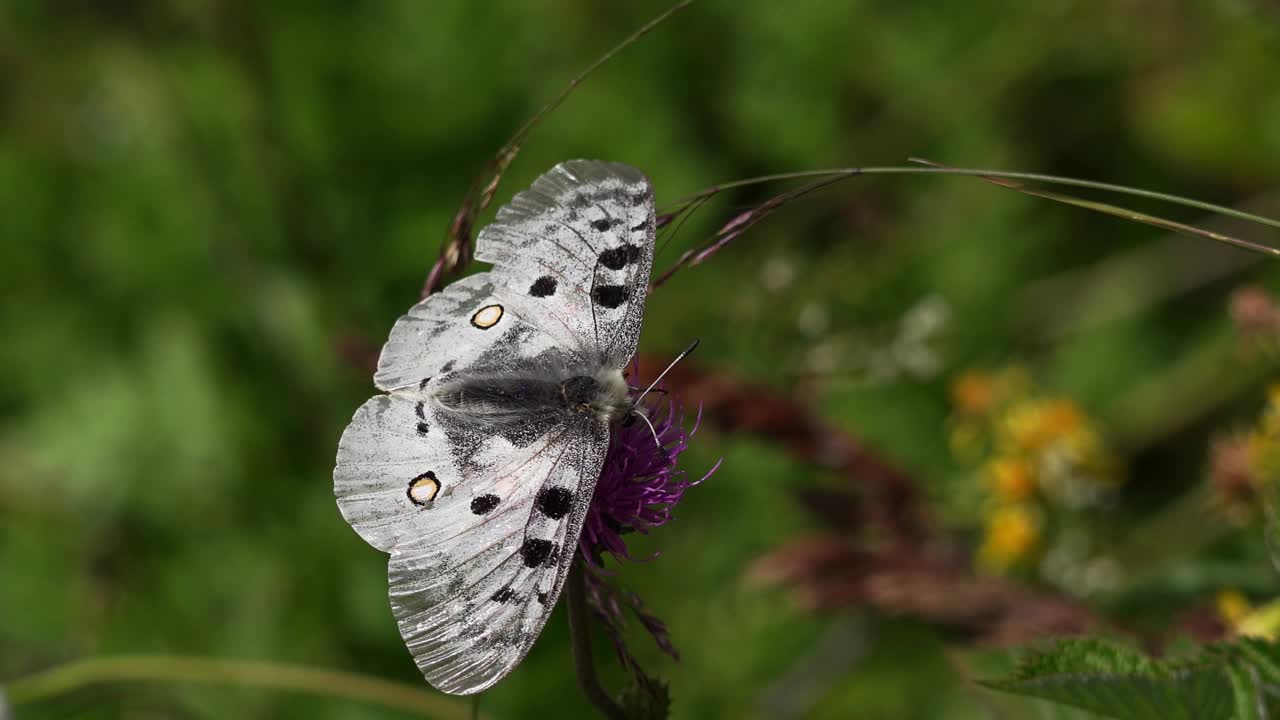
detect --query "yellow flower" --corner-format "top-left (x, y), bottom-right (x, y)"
top-left (1004, 399), bottom-right (1084, 453)
top-left (1216, 589), bottom-right (1251, 625)
top-left (1236, 598), bottom-right (1280, 640)
top-left (951, 371), bottom-right (996, 416)
top-left (979, 504), bottom-right (1041, 572)
top-left (988, 457), bottom-right (1037, 501)
top-left (1244, 435), bottom-right (1280, 492)
top-left (1233, 599), bottom-right (1280, 638)
top-left (1214, 590), bottom-right (1280, 640)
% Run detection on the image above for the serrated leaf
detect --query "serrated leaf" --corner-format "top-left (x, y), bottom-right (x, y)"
top-left (982, 638), bottom-right (1234, 720)
top-left (1212, 638), bottom-right (1280, 717)
top-left (1225, 637), bottom-right (1280, 686)
top-left (1224, 664), bottom-right (1267, 720)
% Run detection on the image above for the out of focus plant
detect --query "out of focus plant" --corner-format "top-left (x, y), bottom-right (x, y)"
top-left (948, 368), bottom-right (1120, 589)
top-left (986, 636), bottom-right (1280, 720)
top-left (1208, 365), bottom-right (1280, 526)
top-left (1216, 589), bottom-right (1280, 641)
top-left (988, 361), bottom-right (1280, 719)
top-left (1231, 286), bottom-right (1280, 357)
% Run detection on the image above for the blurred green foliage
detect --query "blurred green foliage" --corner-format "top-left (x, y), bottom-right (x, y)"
top-left (3, 1), bottom-right (1280, 718)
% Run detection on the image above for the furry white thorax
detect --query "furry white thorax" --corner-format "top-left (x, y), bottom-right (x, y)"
top-left (589, 367), bottom-right (631, 424)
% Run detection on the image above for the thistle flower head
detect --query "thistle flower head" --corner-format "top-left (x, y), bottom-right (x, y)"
top-left (580, 380), bottom-right (718, 567)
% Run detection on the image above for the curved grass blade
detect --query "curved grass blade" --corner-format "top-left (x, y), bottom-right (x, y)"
top-left (423, 0), bottom-right (695, 298)
top-left (5, 655), bottom-right (480, 719)
top-left (910, 157), bottom-right (1280, 258)
top-left (652, 163), bottom-right (1280, 286)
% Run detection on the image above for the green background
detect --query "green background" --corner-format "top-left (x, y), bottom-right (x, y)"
top-left (3, 1), bottom-right (1280, 718)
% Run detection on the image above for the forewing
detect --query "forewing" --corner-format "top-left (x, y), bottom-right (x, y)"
top-left (475, 159), bottom-right (655, 367)
top-left (372, 272), bottom-right (564, 393)
top-left (375, 160), bottom-right (655, 389)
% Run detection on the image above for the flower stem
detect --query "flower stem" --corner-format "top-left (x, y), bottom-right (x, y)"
top-left (567, 561), bottom-right (627, 720)
top-left (4, 655), bottom-right (475, 718)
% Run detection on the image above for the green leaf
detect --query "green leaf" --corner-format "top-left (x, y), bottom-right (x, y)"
top-left (1222, 637), bottom-right (1280, 686)
top-left (982, 638), bottom-right (1234, 720)
top-left (1223, 664), bottom-right (1265, 720)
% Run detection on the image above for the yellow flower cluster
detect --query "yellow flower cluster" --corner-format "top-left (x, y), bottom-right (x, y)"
top-left (1251, 386), bottom-right (1280, 484)
top-left (1216, 589), bottom-right (1280, 641)
top-left (978, 503), bottom-right (1041, 571)
top-left (949, 367), bottom-right (1117, 575)
top-left (1210, 384), bottom-right (1280, 523)
top-left (1206, 386), bottom-right (1280, 643)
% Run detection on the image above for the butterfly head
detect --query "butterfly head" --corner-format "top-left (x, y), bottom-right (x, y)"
top-left (618, 338), bottom-right (702, 439)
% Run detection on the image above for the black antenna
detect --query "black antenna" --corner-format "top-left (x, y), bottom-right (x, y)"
top-left (634, 338), bottom-right (700, 408)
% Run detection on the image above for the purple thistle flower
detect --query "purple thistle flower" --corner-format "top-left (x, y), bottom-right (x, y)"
top-left (579, 385), bottom-right (720, 568)
top-left (576, 365), bottom-right (720, 687)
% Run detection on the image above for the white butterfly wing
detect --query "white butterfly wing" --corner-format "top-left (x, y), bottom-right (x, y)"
top-left (374, 273), bottom-right (562, 393)
top-left (336, 392), bottom-right (606, 694)
top-left (476, 159), bottom-right (655, 367)
top-left (375, 160), bottom-right (654, 392)
top-left (335, 160), bottom-right (656, 695)
top-left (389, 416), bottom-right (607, 694)
top-left (335, 394), bottom-right (464, 553)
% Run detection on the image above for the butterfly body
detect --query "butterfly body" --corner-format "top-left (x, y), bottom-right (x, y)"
top-left (431, 366), bottom-right (630, 427)
top-left (334, 160), bottom-right (654, 695)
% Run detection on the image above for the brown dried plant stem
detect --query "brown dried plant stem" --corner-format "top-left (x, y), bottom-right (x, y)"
top-left (566, 559), bottom-right (628, 720)
top-left (423, 0), bottom-right (694, 300)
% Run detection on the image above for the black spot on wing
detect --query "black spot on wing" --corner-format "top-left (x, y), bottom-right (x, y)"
top-left (536, 591), bottom-right (548, 605)
top-left (491, 586), bottom-right (517, 603)
top-left (598, 244), bottom-right (641, 271)
top-left (415, 402), bottom-right (428, 435)
top-left (536, 486), bottom-right (574, 520)
top-left (519, 538), bottom-right (555, 568)
top-left (470, 494), bottom-right (500, 515)
top-left (529, 276), bottom-right (557, 297)
top-left (591, 218), bottom-right (612, 232)
top-left (592, 285), bottom-right (629, 309)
